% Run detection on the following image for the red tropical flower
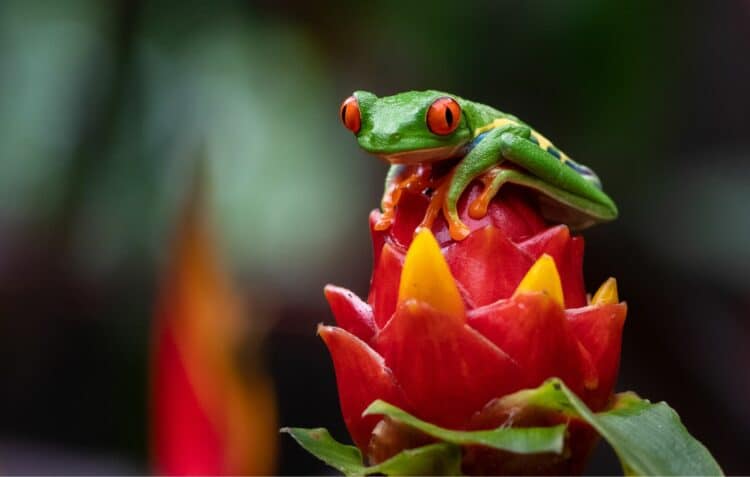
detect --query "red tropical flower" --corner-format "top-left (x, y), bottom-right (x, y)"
top-left (321, 179), bottom-right (626, 473)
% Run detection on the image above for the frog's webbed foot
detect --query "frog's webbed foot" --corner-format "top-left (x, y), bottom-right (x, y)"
top-left (374, 165), bottom-right (432, 231)
top-left (374, 165), bottom-right (461, 239)
top-left (385, 169), bottom-right (471, 240)
top-left (375, 163), bottom-right (506, 241)
top-left (468, 166), bottom-right (505, 219)
top-left (443, 163), bottom-right (490, 241)
top-left (416, 173), bottom-right (450, 234)
top-left (373, 180), bottom-right (400, 231)
top-left (442, 182), bottom-right (472, 241)
top-left (445, 166), bottom-right (515, 240)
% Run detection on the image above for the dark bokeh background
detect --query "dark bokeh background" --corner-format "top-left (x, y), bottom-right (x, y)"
top-left (1, 0), bottom-right (748, 474)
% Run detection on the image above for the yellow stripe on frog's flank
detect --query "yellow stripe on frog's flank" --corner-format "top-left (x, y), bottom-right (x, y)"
top-left (473, 118), bottom-right (571, 163)
top-left (530, 131), bottom-right (570, 162)
top-left (531, 131), bottom-right (552, 150)
top-left (473, 117), bottom-right (519, 136)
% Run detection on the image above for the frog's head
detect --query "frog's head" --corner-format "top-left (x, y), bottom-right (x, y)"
top-left (340, 90), bottom-right (473, 164)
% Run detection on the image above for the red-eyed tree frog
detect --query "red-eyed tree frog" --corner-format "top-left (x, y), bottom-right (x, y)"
top-left (340, 90), bottom-right (618, 240)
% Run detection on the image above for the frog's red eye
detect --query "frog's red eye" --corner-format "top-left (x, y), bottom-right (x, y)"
top-left (340, 96), bottom-right (361, 134)
top-left (426, 97), bottom-right (461, 135)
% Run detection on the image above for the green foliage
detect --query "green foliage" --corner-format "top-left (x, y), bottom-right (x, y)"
top-left (559, 388), bottom-right (723, 476)
top-left (281, 428), bottom-right (461, 476)
top-left (495, 379), bottom-right (724, 476)
top-left (364, 399), bottom-right (566, 454)
top-left (285, 379), bottom-right (723, 476)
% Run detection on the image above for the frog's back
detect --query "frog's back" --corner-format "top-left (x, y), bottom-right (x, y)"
top-left (457, 98), bottom-right (525, 135)
top-left (460, 98), bottom-right (569, 162)
top-left (458, 97), bottom-right (602, 189)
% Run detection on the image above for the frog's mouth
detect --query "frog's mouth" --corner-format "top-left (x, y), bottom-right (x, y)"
top-left (377, 144), bottom-right (467, 165)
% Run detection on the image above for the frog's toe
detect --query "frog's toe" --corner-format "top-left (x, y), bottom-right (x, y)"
top-left (373, 214), bottom-right (394, 231)
top-left (448, 220), bottom-right (471, 241)
top-left (442, 193), bottom-right (471, 241)
top-left (468, 198), bottom-right (489, 220)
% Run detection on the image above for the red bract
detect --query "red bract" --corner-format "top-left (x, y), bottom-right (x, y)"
top-left (151, 189), bottom-right (277, 475)
top-left (322, 182), bottom-right (626, 473)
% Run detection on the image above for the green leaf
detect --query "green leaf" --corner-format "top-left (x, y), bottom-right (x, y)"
top-left (281, 427), bottom-right (364, 475)
top-left (285, 380), bottom-right (723, 476)
top-left (363, 400), bottom-right (566, 454)
top-left (503, 379), bottom-right (724, 476)
top-left (370, 443), bottom-right (463, 476)
top-left (565, 388), bottom-right (723, 476)
top-left (281, 427), bottom-right (463, 476)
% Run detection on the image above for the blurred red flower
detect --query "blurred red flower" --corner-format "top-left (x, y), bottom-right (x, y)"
top-left (321, 180), bottom-right (626, 473)
top-left (151, 179), bottom-right (277, 475)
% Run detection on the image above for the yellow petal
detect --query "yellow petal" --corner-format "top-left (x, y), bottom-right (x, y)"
top-left (398, 229), bottom-right (465, 317)
top-left (592, 277), bottom-right (619, 306)
top-left (513, 254), bottom-right (564, 308)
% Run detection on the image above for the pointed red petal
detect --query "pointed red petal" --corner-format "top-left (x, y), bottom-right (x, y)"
top-left (565, 236), bottom-right (586, 307)
top-left (368, 243), bottom-right (405, 328)
top-left (468, 293), bottom-right (597, 396)
top-left (319, 325), bottom-right (407, 451)
top-left (519, 225), bottom-right (586, 308)
top-left (488, 186), bottom-right (549, 241)
top-left (324, 285), bottom-right (377, 341)
top-left (373, 300), bottom-right (521, 428)
top-left (566, 303), bottom-right (627, 410)
top-left (444, 225), bottom-right (533, 307)
top-left (152, 323), bottom-right (223, 475)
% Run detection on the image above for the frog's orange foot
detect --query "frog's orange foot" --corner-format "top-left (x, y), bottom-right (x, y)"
top-left (376, 179), bottom-right (404, 231)
top-left (373, 211), bottom-right (394, 231)
top-left (377, 165), bottom-right (435, 232)
top-left (410, 171), bottom-right (471, 241)
top-left (468, 168), bottom-right (501, 220)
top-left (376, 164), bottom-right (476, 241)
top-left (415, 177), bottom-right (448, 234)
top-left (439, 183), bottom-right (472, 241)
top-left (468, 199), bottom-right (489, 220)
top-left (447, 218), bottom-right (471, 241)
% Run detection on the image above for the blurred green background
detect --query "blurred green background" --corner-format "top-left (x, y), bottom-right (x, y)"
top-left (1, 0), bottom-right (748, 474)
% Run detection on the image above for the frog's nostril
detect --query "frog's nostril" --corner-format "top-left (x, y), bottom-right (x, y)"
top-left (372, 131), bottom-right (400, 147)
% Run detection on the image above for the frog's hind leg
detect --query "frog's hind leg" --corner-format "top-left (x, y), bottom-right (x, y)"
top-left (496, 132), bottom-right (618, 223)
top-left (469, 167), bottom-right (514, 219)
top-left (468, 167), bottom-right (616, 229)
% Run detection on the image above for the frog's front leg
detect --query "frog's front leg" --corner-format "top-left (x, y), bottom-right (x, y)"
top-left (382, 164), bottom-right (409, 211)
top-left (375, 164), bottom-right (432, 231)
top-left (374, 164), bottom-right (409, 231)
top-left (444, 125), bottom-right (531, 240)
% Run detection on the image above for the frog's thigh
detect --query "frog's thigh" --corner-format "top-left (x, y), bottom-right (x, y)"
top-left (498, 132), bottom-right (565, 185)
top-left (478, 167), bottom-right (565, 204)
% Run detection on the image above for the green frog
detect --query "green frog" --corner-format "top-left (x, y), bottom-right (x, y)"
top-left (340, 90), bottom-right (617, 240)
